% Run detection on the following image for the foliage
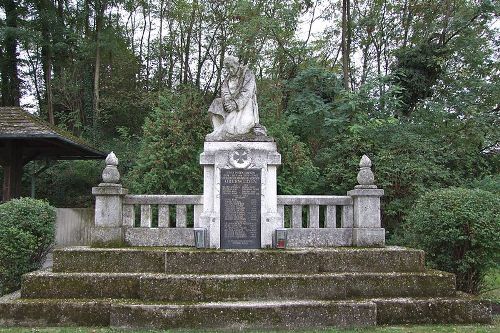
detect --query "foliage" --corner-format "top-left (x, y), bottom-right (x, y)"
top-left (468, 175), bottom-right (500, 195)
top-left (129, 87), bottom-right (211, 194)
top-left (258, 78), bottom-right (320, 195)
top-left (0, 198), bottom-right (55, 295)
top-left (392, 42), bottom-right (447, 116)
top-left (29, 160), bottom-right (102, 208)
top-left (399, 187), bottom-right (500, 294)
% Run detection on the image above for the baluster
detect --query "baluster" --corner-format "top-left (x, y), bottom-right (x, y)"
top-left (341, 204), bottom-right (354, 228)
top-left (122, 204), bottom-right (135, 227)
top-left (292, 205), bottom-right (303, 228)
top-left (325, 205), bottom-right (336, 228)
top-left (278, 205), bottom-right (285, 227)
top-left (176, 205), bottom-right (187, 227)
top-left (308, 204), bottom-right (320, 228)
top-left (194, 204), bottom-right (202, 226)
top-left (140, 204), bottom-right (152, 228)
top-left (158, 205), bottom-right (170, 228)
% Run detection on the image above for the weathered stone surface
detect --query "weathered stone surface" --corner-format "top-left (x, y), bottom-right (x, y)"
top-left (110, 300), bottom-right (377, 330)
top-left (375, 297), bottom-right (492, 324)
top-left (139, 271), bottom-right (455, 302)
top-left (92, 185), bottom-right (128, 232)
top-left (0, 245), bottom-right (492, 329)
top-left (20, 269), bottom-right (454, 302)
top-left (90, 227), bottom-right (125, 247)
top-left (123, 194), bottom-right (203, 205)
top-left (347, 189), bottom-right (384, 243)
top-left (101, 152), bottom-right (120, 183)
top-left (53, 247), bottom-right (165, 273)
top-left (352, 228), bottom-right (385, 247)
top-left (21, 271), bottom-right (140, 299)
top-left (286, 228), bottom-right (353, 247)
top-left (342, 271), bottom-right (456, 298)
top-left (51, 246), bottom-right (426, 274)
top-left (206, 56), bottom-right (263, 141)
top-left (356, 154), bottom-right (375, 186)
top-left (125, 228), bottom-right (195, 246)
top-left (317, 247), bottom-right (425, 273)
top-left (199, 141), bottom-right (281, 248)
top-left (0, 291), bottom-right (110, 327)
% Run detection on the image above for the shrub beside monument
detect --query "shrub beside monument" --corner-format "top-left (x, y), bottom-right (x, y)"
top-left (0, 198), bottom-right (55, 295)
top-left (401, 187), bottom-right (499, 294)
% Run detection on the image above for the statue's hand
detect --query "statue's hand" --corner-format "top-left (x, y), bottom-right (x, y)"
top-left (224, 99), bottom-right (238, 112)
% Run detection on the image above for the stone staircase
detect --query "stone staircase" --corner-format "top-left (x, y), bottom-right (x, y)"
top-left (0, 246), bottom-right (492, 330)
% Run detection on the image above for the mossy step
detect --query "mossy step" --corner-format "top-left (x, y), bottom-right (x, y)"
top-left (0, 293), bottom-right (491, 329)
top-left (374, 296), bottom-right (492, 324)
top-left (21, 270), bottom-right (456, 301)
top-left (110, 299), bottom-right (377, 330)
top-left (52, 246), bottom-right (425, 274)
top-left (0, 291), bottom-right (110, 327)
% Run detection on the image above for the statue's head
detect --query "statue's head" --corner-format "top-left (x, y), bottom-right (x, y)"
top-left (224, 56), bottom-right (240, 75)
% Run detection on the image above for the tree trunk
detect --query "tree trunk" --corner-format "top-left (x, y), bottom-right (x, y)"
top-left (183, 1), bottom-right (197, 84)
top-left (1, 141), bottom-right (23, 201)
top-left (1, 0), bottom-right (21, 106)
top-left (341, 0), bottom-right (351, 90)
top-left (93, 1), bottom-right (106, 130)
top-left (146, 3), bottom-right (152, 91)
top-left (158, 0), bottom-right (164, 90)
top-left (214, 38), bottom-right (226, 98)
top-left (37, 0), bottom-right (55, 124)
top-left (167, 17), bottom-right (174, 89)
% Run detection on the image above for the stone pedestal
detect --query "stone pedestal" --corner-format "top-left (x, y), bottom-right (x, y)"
top-left (197, 141), bottom-right (281, 248)
top-left (347, 188), bottom-right (385, 246)
top-left (91, 152), bottom-right (128, 247)
top-left (91, 184), bottom-right (128, 247)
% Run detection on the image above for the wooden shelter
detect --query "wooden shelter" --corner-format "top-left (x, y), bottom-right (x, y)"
top-left (0, 107), bottom-right (106, 201)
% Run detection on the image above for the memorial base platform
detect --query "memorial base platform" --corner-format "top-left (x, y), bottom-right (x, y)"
top-left (0, 246), bottom-right (492, 329)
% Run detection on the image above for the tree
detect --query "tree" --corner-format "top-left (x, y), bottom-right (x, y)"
top-left (0, 0), bottom-right (21, 106)
top-left (129, 87), bottom-right (210, 194)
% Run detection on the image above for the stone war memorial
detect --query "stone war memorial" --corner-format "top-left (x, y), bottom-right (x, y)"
top-left (0, 57), bottom-right (492, 330)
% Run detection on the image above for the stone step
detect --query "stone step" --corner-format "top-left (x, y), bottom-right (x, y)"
top-left (21, 270), bottom-right (455, 301)
top-left (52, 246), bottom-right (425, 274)
top-left (110, 300), bottom-right (376, 330)
top-left (374, 296), bottom-right (492, 325)
top-left (0, 292), bottom-right (491, 329)
top-left (0, 291), bottom-right (111, 327)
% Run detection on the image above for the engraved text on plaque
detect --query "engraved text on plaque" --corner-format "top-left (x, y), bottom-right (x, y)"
top-left (220, 169), bottom-right (261, 248)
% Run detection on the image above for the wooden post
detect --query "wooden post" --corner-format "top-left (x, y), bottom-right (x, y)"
top-left (2, 140), bottom-right (23, 201)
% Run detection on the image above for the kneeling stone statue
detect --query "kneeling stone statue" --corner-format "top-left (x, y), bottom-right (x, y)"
top-left (206, 56), bottom-right (267, 141)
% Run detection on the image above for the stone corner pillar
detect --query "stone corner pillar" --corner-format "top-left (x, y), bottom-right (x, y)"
top-left (91, 152), bottom-right (128, 247)
top-left (347, 155), bottom-right (385, 247)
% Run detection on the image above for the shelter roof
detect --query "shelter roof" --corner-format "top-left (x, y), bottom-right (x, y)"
top-left (0, 107), bottom-right (106, 160)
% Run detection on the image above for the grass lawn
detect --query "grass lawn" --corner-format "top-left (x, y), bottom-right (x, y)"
top-left (482, 268), bottom-right (500, 302)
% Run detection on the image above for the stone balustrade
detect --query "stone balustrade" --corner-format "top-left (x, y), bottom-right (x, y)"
top-left (91, 152), bottom-right (385, 248)
top-left (122, 195), bottom-right (203, 228)
top-left (277, 195), bottom-right (355, 247)
top-left (278, 195), bottom-right (353, 229)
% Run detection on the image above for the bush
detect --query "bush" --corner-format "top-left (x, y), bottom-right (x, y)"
top-left (0, 198), bottom-right (55, 295)
top-left (400, 187), bottom-right (499, 294)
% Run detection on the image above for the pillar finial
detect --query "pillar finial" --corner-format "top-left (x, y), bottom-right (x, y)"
top-left (102, 152), bottom-right (120, 183)
top-left (356, 154), bottom-right (376, 188)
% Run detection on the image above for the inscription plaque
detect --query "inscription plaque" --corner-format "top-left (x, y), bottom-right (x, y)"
top-left (220, 169), bottom-right (261, 249)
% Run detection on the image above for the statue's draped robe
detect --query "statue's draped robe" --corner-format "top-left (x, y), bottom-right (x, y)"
top-left (208, 67), bottom-right (258, 137)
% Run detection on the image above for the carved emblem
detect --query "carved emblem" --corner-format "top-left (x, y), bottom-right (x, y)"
top-left (229, 147), bottom-right (251, 168)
